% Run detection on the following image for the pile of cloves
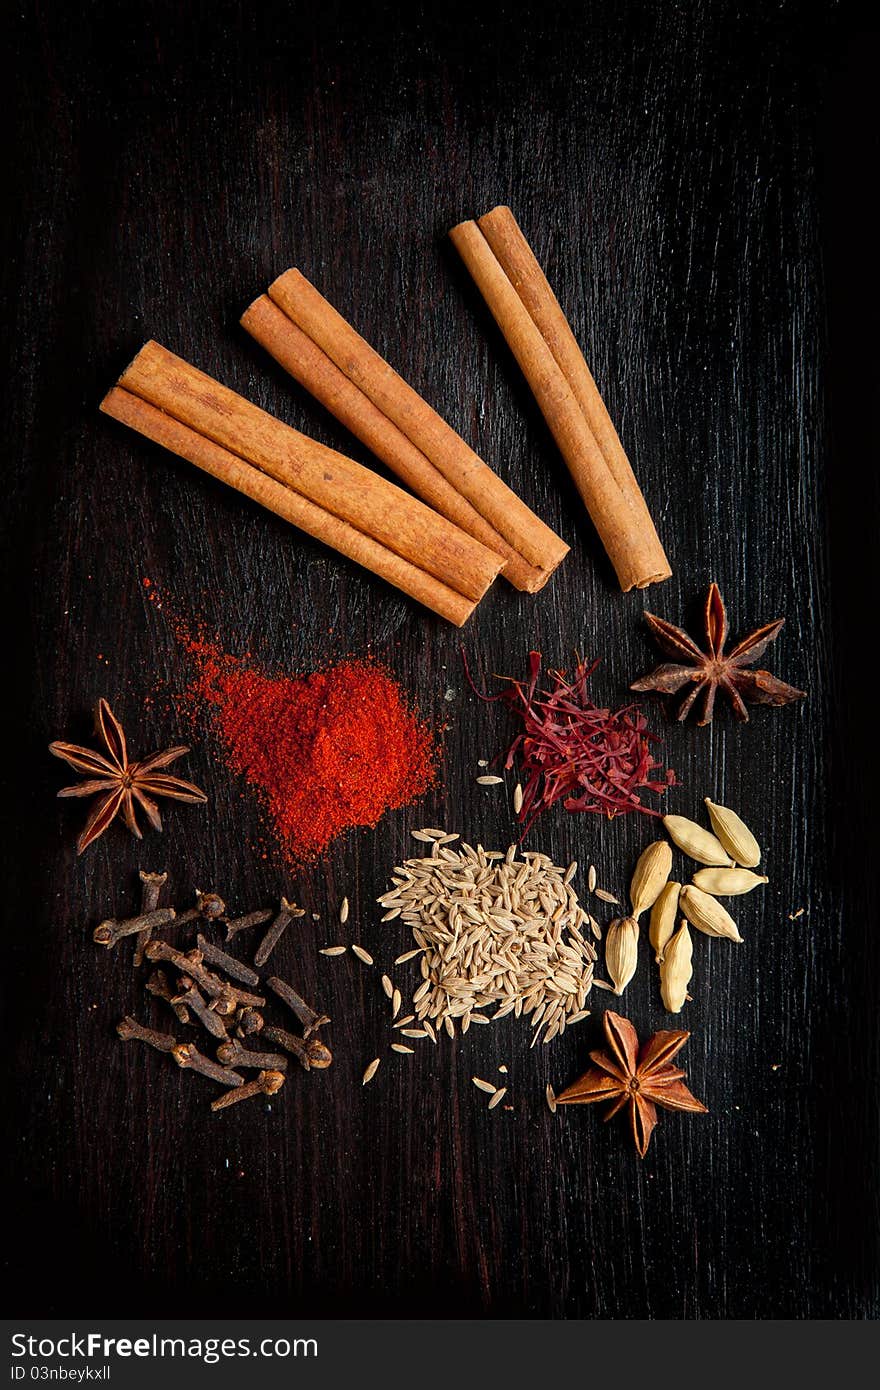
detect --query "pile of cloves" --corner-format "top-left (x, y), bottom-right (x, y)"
top-left (98, 870), bottom-right (332, 1113)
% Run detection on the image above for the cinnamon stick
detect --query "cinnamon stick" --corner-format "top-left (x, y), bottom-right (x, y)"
top-left (478, 206), bottom-right (665, 549)
top-left (100, 386), bottom-right (485, 627)
top-left (449, 212), bottom-right (671, 592)
top-left (115, 342), bottom-right (500, 604)
top-left (104, 342), bottom-right (506, 612)
top-left (264, 269), bottom-right (570, 592)
top-left (241, 295), bottom-right (541, 591)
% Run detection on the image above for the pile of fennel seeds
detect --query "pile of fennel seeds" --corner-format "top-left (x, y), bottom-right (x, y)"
top-left (377, 832), bottom-right (596, 1044)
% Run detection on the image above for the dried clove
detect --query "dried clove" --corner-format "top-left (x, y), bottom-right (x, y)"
top-left (210, 1069), bottom-right (285, 1112)
top-left (145, 939), bottom-right (265, 1007)
top-left (210, 993), bottom-right (238, 1017)
top-left (216, 981), bottom-right (265, 1007)
top-left (174, 890), bottom-right (227, 927)
top-left (225, 907), bottom-right (274, 943)
top-left (145, 968), bottom-right (190, 1024)
top-left (117, 1015), bottom-right (178, 1053)
top-left (266, 975), bottom-right (329, 1038)
top-left (216, 1038), bottom-right (288, 1071)
top-left (262, 1024), bottom-right (333, 1071)
top-left (195, 934), bottom-right (260, 987)
top-left (171, 1042), bottom-right (243, 1087)
top-left (235, 1007), bottom-right (264, 1037)
top-left (94, 907), bottom-right (176, 949)
top-left (143, 939), bottom-right (222, 995)
top-left (134, 870), bottom-right (168, 967)
top-left (253, 897), bottom-right (305, 968)
top-left (173, 981), bottom-right (228, 1040)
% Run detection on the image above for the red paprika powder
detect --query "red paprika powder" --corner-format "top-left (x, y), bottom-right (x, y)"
top-left (183, 642), bottom-right (436, 864)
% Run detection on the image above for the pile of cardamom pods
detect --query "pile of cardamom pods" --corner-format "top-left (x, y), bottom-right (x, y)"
top-left (604, 799), bottom-right (767, 1012)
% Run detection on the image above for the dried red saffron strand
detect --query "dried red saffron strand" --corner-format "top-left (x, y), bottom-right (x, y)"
top-left (463, 649), bottom-right (675, 831)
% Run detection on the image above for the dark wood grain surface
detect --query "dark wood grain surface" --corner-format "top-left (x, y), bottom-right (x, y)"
top-left (4, 0), bottom-right (877, 1319)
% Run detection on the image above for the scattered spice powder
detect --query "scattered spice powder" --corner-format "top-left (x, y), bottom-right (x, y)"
top-left (180, 640), bottom-right (436, 864)
top-left (464, 649), bottom-right (675, 833)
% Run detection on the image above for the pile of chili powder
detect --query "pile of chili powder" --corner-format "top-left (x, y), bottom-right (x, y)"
top-left (183, 642), bottom-right (436, 864)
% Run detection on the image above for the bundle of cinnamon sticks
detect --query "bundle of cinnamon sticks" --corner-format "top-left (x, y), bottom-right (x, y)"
top-left (101, 345), bottom-right (514, 626)
top-left (241, 271), bottom-right (568, 595)
top-left (102, 207), bottom-right (669, 622)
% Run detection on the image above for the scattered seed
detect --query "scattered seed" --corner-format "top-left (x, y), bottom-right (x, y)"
top-left (546, 1084), bottom-right (557, 1114)
top-left (477, 759), bottom-right (489, 767)
top-left (400, 1028), bottom-right (428, 1039)
top-left (513, 783), bottom-right (524, 814)
top-left (319, 946), bottom-right (347, 956)
top-left (488, 1087), bottom-right (507, 1109)
top-left (473, 1077), bottom-right (496, 1094)
top-left (476, 775), bottom-right (504, 786)
top-left (595, 888), bottom-right (620, 905)
top-left (564, 861), bottom-right (578, 885)
top-left (789, 908), bottom-right (805, 920)
top-left (393, 1014), bottom-right (415, 1029)
top-left (391, 1044), bottom-right (414, 1054)
top-left (362, 1059), bottom-right (380, 1085)
top-left (411, 830), bottom-right (437, 843)
top-left (498, 1064), bottom-right (508, 1074)
top-left (391, 988), bottom-right (402, 1018)
top-left (351, 944), bottom-right (374, 965)
top-left (395, 948), bottom-right (423, 964)
top-left (381, 974), bottom-right (394, 999)
top-left (339, 896), bottom-right (350, 924)
top-left (588, 865), bottom-right (597, 892)
top-left (593, 979), bottom-right (614, 991)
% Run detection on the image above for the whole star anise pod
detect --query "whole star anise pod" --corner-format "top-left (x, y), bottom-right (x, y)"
top-left (556, 1010), bottom-right (707, 1157)
top-left (630, 582), bottom-right (806, 724)
top-left (49, 698), bottom-right (207, 854)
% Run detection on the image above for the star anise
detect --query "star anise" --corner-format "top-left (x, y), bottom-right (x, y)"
top-left (49, 698), bottom-right (207, 854)
top-left (556, 1010), bottom-right (707, 1157)
top-left (630, 582), bottom-right (806, 724)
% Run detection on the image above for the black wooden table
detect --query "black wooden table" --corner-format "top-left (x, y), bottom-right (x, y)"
top-left (4, 0), bottom-right (877, 1320)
